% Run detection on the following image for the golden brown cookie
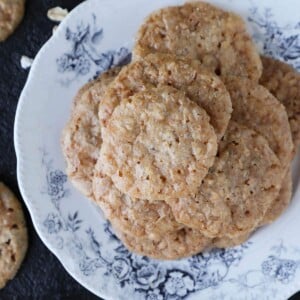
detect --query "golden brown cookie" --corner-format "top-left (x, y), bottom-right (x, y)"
top-left (213, 232), bottom-right (250, 248)
top-left (93, 158), bottom-right (183, 240)
top-left (167, 122), bottom-right (283, 239)
top-left (225, 77), bottom-right (294, 169)
top-left (0, 182), bottom-right (28, 289)
top-left (61, 68), bottom-right (121, 198)
top-left (261, 168), bottom-right (292, 225)
top-left (62, 68), bottom-right (182, 240)
top-left (133, 2), bottom-right (262, 80)
top-left (115, 226), bottom-right (211, 260)
top-left (0, 0), bottom-right (25, 42)
top-left (212, 169), bottom-right (292, 248)
top-left (260, 56), bottom-right (300, 149)
top-left (99, 53), bottom-right (232, 141)
top-left (99, 86), bottom-right (217, 201)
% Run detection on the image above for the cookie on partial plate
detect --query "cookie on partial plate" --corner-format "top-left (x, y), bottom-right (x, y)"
top-left (99, 85), bottom-right (217, 201)
top-left (166, 122), bottom-right (283, 239)
top-left (133, 1), bottom-right (262, 81)
top-left (0, 182), bottom-right (28, 289)
top-left (61, 67), bottom-right (121, 198)
top-left (0, 0), bottom-right (25, 41)
top-left (260, 56), bottom-right (300, 149)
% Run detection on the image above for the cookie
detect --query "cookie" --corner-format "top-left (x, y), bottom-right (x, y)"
top-left (61, 68), bottom-right (121, 198)
top-left (167, 122), bottom-right (282, 239)
top-left (212, 232), bottom-right (250, 249)
top-left (99, 53), bottom-right (232, 141)
top-left (115, 226), bottom-right (211, 260)
top-left (260, 56), bottom-right (300, 149)
top-left (0, 0), bottom-right (25, 42)
top-left (62, 67), bottom-right (182, 240)
top-left (225, 77), bottom-right (294, 169)
top-left (212, 169), bottom-right (292, 248)
top-left (99, 85), bottom-right (217, 201)
top-left (0, 182), bottom-right (28, 289)
top-left (133, 2), bottom-right (262, 81)
top-left (261, 168), bottom-right (292, 225)
top-left (93, 158), bottom-right (183, 240)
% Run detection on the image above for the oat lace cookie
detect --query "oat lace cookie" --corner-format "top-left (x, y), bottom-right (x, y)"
top-left (93, 159), bottom-right (183, 240)
top-left (99, 53), bottom-right (232, 141)
top-left (260, 56), bottom-right (300, 149)
top-left (213, 168), bottom-right (293, 248)
top-left (224, 76), bottom-right (294, 243)
top-left (0, 182), bottom-right (28, 289)
top-left (207, 75), bottom-right (295, 244)
top-left (225, 77), bottom-right (294, 169)
top-left (115, 226), bottom-right (211, 260)
top-left (166, 121), bottom-right (283, 239)
top-left (133, 1), bottom-right (262, 80)
top-left (99, 85), bottom-right (218, 201)
top-left (0, 0), bottom-right (25, 42)
top-left (260, 168), bottom-right (292, 226)
top-left (62, 68), bottom-right (183, 240)
top-left (61, 68), bottom-right (121, 198)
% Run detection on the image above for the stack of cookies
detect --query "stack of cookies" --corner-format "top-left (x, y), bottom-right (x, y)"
top-left (62, 1), bottom-right (300, 260)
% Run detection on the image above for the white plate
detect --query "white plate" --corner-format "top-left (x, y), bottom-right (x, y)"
top-left (14, 0), bottom-right (300, 299)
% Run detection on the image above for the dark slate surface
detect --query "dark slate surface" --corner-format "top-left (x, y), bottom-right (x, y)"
top-left (0, 0), bottom-right (299, 299)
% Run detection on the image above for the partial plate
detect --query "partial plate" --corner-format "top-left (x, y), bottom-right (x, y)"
top-left (14, 0), bottom-right (300, 299)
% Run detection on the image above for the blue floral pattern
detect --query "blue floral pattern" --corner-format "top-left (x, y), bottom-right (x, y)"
top-left (41, 147), bottom-right (300, 299)
top-left (262, 256), bottom-right (298, 284)
top-left (248, 6), bottom-right (300, 70)
top-left (164, 272), bottom-right (194, 298)
top-left (43, 213), bottom-right (62, 234)
top-left (56, 14), bottom-right (130, 85)
top-left (45, 2), bottom-right (300, 299)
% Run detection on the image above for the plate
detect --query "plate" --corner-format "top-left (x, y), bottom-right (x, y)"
top-left (14, 0), bottom-right (300, 299)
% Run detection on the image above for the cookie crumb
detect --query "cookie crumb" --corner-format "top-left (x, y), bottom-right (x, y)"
top-left (52, 25), bottom-right (58, 35)
top-left (20, 55), bottom-right (33, 69)
top-left (47, 7), bottom-right (68, 22)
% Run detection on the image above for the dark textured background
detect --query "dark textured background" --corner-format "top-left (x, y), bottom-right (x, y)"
top-left (0, 1), bottom-right (299, 299)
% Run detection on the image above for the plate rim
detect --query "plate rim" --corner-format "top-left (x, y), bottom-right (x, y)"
top-left (13, 0), bottom-right (300, 299)
top-left (14, 0), bottom-right (110, 298)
